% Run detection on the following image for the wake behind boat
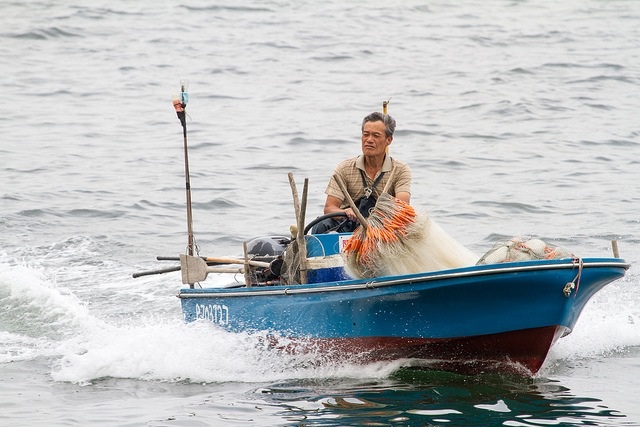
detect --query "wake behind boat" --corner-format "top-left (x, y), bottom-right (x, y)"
top-left (134, 85), bottom-right (630, 375)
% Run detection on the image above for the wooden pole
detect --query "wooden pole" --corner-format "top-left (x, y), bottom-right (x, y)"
top-left (297, 178), bottom-right (309, 284)
top-left (173, 80), bottom-right (195, 287)
top-left (156, 255), bottom-right (273, 266)
top-left (175, 82), bottom-right (194, 258)
top-left (381, 165), bottom-right (397, 195)
top-left (333, 174), bottom-right (368, 230)
top-left (243, 241), bottom-right (252, 286)
top-left (288, 173), bottom-right (308, 284)
top-left (133, 266), bottom-right (181, 278)
top-left (611, 240), bottom-right (619, 258)
top-left (205, 257), bottom-right (270, 267)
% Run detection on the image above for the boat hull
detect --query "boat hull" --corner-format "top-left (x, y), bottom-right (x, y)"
top-left (277, 325), bottom-right (568, 374)
top-left (178, 258), bottom-right (628, 374)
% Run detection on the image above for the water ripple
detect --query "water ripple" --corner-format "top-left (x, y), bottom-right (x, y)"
top-left (9, 27), bottom-right (81, 39)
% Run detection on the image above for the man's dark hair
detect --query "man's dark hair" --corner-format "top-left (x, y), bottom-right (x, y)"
top-left (362, 112), bottom-right (396, 138)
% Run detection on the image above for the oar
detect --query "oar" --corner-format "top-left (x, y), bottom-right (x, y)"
top-left (133, 266), bottom-right (181, 278)
top-left (157, 255), bottom-right (275, 264)
top-left (135, 264), bottom-right (247, 280)
top-left (195, 256), bottom-right (271, 267)
top-left (180, 254), bottom-right (253, 284)
top-left (132, 257), bottom-right (271, 279)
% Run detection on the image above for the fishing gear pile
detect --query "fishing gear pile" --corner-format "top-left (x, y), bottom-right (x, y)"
top-left (476, 237), bottom-right (574, 265)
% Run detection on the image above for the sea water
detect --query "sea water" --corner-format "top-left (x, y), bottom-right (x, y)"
top-left (1, 0), bottom-right (639, 425)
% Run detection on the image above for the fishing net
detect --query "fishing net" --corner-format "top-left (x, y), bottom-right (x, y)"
top-left (281, 239), bottom-right (303, 285)
top-left (343, 193), bottom-right (478, 279)
top-left (476, 236), bottom-right (574, 265)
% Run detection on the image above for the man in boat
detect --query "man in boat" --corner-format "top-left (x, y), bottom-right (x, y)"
top-left (311, 111), bottom-right (412, 234)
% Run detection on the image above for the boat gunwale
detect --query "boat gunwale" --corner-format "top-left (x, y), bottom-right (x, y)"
top-left (177, 258), bottom-right (629, 299)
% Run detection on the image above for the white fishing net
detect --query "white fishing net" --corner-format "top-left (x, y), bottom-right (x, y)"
top-left (476, 236), bottom-right (574, 265)
top-left (343, 194), bottom-right (479, 279)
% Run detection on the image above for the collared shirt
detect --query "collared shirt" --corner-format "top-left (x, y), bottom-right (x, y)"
top-left (325, 155), bottom-right (411, 208)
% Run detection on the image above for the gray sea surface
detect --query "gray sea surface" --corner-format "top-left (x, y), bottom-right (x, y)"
top-left (1, 0), bottom-right (639, 425)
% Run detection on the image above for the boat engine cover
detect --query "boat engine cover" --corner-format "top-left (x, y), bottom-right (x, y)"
top-left (246, 235), bottom-right (290, 257)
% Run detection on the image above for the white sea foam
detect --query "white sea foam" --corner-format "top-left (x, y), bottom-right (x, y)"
top-left (547, 279), bottom-right (640, 362)
top-left (51, 318), bottom-right (404, 385)
top-left (0, 260), bottom-right (98, 338)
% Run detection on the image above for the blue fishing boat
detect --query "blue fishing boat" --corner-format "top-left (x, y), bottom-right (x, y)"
top-left (139, 85), bottom-right (629, 375)
top-left (176, 233), bottom-right (629, 375)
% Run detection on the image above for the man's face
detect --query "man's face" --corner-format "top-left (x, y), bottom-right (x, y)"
top-left (361, 120), bottom-right (392, 157)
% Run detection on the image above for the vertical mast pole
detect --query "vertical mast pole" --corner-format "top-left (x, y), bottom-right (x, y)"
top-left (173, 80), bottom-right (194, 257)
